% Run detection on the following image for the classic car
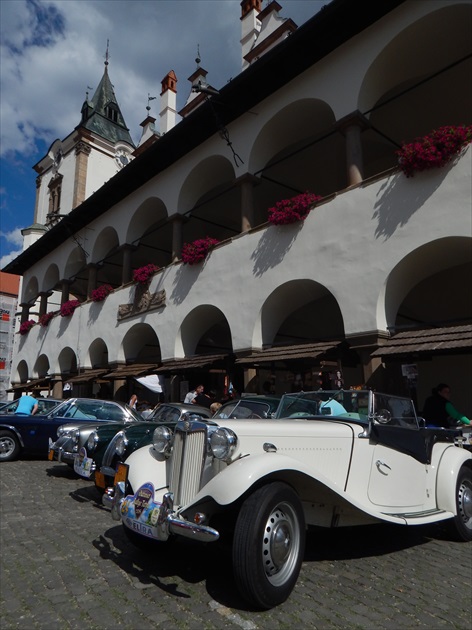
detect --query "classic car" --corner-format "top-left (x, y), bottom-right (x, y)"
top-left (0, 397), bottom-right (61, 415)
top-left (104, 389), bottom-right (472, 610)
top-left (85, 403), bottom-right (213, 489)
top-left (48, 398), bottom-right (143, 466)
top-left (0, 397), bottom-right (125, 461)
top-left (212, 395), bottom-right (281, 420)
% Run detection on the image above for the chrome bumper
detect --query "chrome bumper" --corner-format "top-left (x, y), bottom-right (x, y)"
top-left (103, 483), bottom-right (220, 543)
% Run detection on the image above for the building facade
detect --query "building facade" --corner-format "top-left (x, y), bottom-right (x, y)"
top-left (4, 0), bottom-right (472, 414)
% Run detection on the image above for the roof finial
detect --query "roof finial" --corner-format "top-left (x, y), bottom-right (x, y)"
top-left (86, 85), bottom-right (93, 100)
top-left (105, 39), bottom-right (110, 67)
top-left (195, 44), bottom-right (201, 67)
top-left (146, 93), bottom-right (157, 115)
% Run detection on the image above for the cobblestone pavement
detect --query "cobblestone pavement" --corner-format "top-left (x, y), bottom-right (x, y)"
top-left (1, 458), bottom-right (471, 630)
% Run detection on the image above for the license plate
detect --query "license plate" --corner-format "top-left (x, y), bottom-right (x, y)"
top-left (114, 463), bottom-right (129, 484)
top-left (95, 471), bottom-right (106, 488)
top-left (48, 449), bottom-right (54, 461)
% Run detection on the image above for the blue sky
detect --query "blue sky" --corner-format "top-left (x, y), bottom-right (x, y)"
top-left (0, 0), bottom-right (329, 269)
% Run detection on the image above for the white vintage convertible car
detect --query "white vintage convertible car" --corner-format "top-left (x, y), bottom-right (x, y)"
top-left (104, 390), bottom-right (472, 609)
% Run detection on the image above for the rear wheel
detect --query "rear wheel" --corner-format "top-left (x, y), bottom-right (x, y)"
top-left (448, 467), bottom-right (472, 541)
top-left (232, 482), bottom-right (305, 610)
top-left (0, 430), bottom-right (21, 462)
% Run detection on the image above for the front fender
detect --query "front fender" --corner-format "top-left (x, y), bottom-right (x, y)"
top-left (189, 451), bottom-right (346, 507)
top-left (125, 444), bottom-right (167, 495)
top-left (436, 446), bottom-right (472, 513)
top-left (0, 424), bottom-right (25, 447)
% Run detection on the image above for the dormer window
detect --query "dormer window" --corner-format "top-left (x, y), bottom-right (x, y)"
top-left (105, 102), bottom-right (119, 123)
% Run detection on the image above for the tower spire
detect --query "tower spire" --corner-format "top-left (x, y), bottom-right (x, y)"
top-left (105, 39), bottom-right (110, 68)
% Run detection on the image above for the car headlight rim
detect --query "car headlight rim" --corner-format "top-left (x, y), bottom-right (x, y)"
top-left (152, 426), bottom-right (173, 454)
top-left (86, 431), bottom-right (98, 451)
top-left (210, 427), bottom-right (238, 461)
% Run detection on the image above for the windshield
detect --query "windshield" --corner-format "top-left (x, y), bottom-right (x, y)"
top-left (275, 390), bottom-right (372, 423)
top-left (214, 399), bottom-right (274, 419)
top-left (47, 399), bottom-right (140, 422)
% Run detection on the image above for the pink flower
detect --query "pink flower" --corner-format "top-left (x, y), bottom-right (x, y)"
top-left (267, 192), bottom-right (321, 225)
top-left (397, 125), bottom-right (472, 177)
top-left (91, 284), bottom-right (113, 302)
top-left (60, 300), bottom-right (80, 317)
top-left (39, 312), bottom-right (55, 327)
top-left (19, 320), bottom-right (35, 335)
top-left (181, 237), bottom-right (219, 265)
top-left (132, 264), bottom-right (159, 285)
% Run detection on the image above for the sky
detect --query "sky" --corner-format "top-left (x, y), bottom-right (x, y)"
top-left (0, 0), bottom-right (330, 269)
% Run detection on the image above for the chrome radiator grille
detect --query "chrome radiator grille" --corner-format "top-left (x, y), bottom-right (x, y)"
top-left (170, 423), bottom-right (207, 506)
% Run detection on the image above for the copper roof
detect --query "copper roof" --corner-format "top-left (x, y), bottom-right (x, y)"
top-left (235, 341), bottom-right (341, 364)
top-left (371, 324), bottom-right (472, 357)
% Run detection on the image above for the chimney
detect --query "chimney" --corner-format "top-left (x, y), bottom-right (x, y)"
top-left (160, 70), bottom-right (178, 134)
top-left (240, 0), bottom-right (262, 70)
top-left (243, 1), bottom-right (297, 67)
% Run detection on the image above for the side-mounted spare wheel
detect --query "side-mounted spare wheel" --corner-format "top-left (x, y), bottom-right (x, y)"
top-left (448, 465), bottom-right (472, 542)
top-left (232, 481), bottom-right (305, 610)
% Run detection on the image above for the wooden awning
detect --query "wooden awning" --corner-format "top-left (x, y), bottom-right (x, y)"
top-left (235, 341), bottom-right (341, 365)
top-left (155, 354), bottom-right (228, 373)
top-left (104, 363), bottom-right (161, 379)
top-left (371, 324), bottom-right (472, 358)
top-left (8, 377), bottom-right (52, 392)
top-left (67, 369), bottom-right (110, 384)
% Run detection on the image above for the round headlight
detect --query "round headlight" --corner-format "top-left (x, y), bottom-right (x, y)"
top-left (210, 427), bottom-right (238, 461)
top-left (114, 433), bottom-right (129, 457)
top-left (86, 431), bottom-right (98, 451)
top-left (152, 426), bottom-right (173, 454)
top-left (57, 425), bottom-right (77, 438)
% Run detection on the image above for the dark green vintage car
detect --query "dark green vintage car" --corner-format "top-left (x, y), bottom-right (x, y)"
top-left (73, 403), bottom-right (213, 489)
top-left (96, 396), bottom-right (281, 494)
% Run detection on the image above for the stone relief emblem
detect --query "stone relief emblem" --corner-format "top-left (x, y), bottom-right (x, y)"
top-left (118, 286), bottom-right (166, 321)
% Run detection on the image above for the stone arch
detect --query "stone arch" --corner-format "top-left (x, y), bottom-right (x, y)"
top-left (56, 347), bottom-right (78, 376)
top-left (64, 246), bottom-right (87, 302)
top-left (90, 226), bottom-right (121, 289)
top-left (42, 263), bottom-right (60, 293)
top-left (33, 354), bottom-right (50, 378)
top-left (14, 360), bottom-right (29, 383)
top-left (378, 236), bottom-right (472, 330)
top-left (248, 99), bottom-right (341, 222)
top-left (22, 276), bottom-right (39, 304)
top-left (120, 323), bottom-right (161, 364)
top-left (178, 155), bottom-right (238, 243)
top-left (87, 338), bottom-right (109, 369)
top-left (358, 2), bottom-right (472, 176)
top-left (126, 197), bottom-right (171, 270)
top-left (256, 280), bottom-right (345, 348)
top-left (177, 305), bottom-right (232, 357)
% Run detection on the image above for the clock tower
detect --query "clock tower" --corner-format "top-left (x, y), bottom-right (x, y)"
top-left (27, 49), bottom-right (135, 247)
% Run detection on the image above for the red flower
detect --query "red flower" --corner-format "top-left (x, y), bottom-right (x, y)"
top-left (133, 264), bottom-right (159, 285)
top-left (91, 284), bottom-right (113, 302)
top-left (60, 300), bottom-right (80, 317)
top-left (267, 192), bottom-right (321, 225)
top-left (19, 320), bottom-right (35, 335)
top-left (39, 312), bottom-right (55, 327)
top-left (396, 124), bottom-right (472, 177)
top-left (181, 237), bottom-right (219, 265)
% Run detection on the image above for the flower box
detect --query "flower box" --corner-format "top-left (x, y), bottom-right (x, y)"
top-left (133, 264), bottom-right (159, 285)
top-left (91, 284), bottom-right (114, 302)
top-left (39, 312), bottom-right (55, 327)
top-left (19, 320), bottom-right (35, 335)
top-left (396, 124), bottom-right (472, 177)
top-left (181, 237), bottom-right (219, 265)
top-left (267, 192), bottom-right (322, 225)
top-left (60, 299), bottom-right (80, 317)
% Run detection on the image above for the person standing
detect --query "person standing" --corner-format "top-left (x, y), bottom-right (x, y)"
top-left (128, 393), bottom-right (138, 409)
top-left (184, 384), bottom-right (204, 404)
top-left (14, 393), bottom-right (39, 416)
top-left (422, 383), bottom-right (471, 428)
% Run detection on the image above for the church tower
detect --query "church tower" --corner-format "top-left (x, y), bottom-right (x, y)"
top-left (26, 44), bottom-right (135, 249)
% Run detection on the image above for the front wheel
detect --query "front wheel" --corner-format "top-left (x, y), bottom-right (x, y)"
top-left (448, 466), bottom-right (472, 541)
top-left (0, 430), bottom-right (21, 462)
top-left (232, 482), bottom-right (305, 610)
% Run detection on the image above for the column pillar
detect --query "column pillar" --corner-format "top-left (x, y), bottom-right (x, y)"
top-left (169, 214), bottom-right (185, 262)
top-left (346, 332), bottom-right (390, 390)
top-left (87, 263), bottom-right (99, 299)
top-left (73, 140), bottom-right (91, 209)
top-left (19, 303), bottom-right (31, 324)
top-left (235, 174), bottom-right (260, 232)
top-left (336, 111), bottom-right (370, 187)
top-left (38, 292), bottom-right (52, 317)
top-left (120, 244), bottom-right (135, 285)
top-left (60, 279), bottom-right (70, 305)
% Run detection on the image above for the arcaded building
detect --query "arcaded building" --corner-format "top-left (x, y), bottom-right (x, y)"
top-left (4, 0), bottom-right (472, 413)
